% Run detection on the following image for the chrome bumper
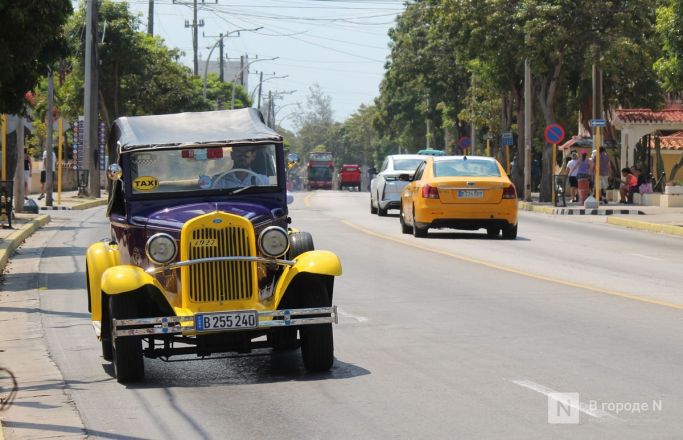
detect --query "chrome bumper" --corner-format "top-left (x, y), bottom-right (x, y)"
top-left (113, 306), bottom-right (338, 338)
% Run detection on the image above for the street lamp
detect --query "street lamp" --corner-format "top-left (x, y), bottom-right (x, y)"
top-left (230, 57), bottom-right (279, 109)
top-left (202, 27), bottom-right (262, 99)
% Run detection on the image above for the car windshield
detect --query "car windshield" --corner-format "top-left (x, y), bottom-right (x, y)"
top-left (309, 167), bottom-right (332, 180)
top-left (129, 144), bottom-right (278, 194)
top-left (434, 159), bottom-right (501, 177)
top-left (392, 158), bottom-right (423, 172)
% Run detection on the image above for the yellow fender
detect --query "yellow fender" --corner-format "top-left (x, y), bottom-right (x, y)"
top-left (274, 250), bottom-right (342, 305)
top-left (101, 265), bottom-right (166, 296)
top-left (86, 242), bottom-right (120, 321)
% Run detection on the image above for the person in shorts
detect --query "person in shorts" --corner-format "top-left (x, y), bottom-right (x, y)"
top-left (567, 151), bottom-right (579, 202)
top-left (38, 149), bottom-right (56, 200)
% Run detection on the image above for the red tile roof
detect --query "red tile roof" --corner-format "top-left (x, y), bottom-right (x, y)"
top-left (615, 108), bottom-right (683, 124)
top-left (648, 131), bottom-right (683, 150)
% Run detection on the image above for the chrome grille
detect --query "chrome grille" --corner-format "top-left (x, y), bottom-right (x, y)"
top-left (188, 226), bottom-right (253, 302)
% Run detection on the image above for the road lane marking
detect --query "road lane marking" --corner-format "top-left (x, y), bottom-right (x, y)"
top-left (304, 193), bottom-right (312, 208)
top-left (337, 307), bottom-right (369, 323)
top-left (341, 219), bottom-right (683, 311)
top-left (627, 253), bottom-right (662, 261)
top-left (511, 379), bottom-right (622, 420)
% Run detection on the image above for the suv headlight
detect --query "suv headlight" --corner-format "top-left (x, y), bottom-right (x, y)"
top-left (146, 233), bottom-right (177, 265)
top-left (258, 226), bottom-right (290, 258)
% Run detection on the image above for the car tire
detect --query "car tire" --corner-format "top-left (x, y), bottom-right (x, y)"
top-left (269, 327), bottom-right (299, 351)
top-left (370, 197), bottom-right (377, 214)
top-left (101, 294), bottom-right (113, 361)
top-left (502, 223), bottom-right (518, 239)
top-left (412, 207), bottom-right (428, 238)
top-left (299, 278), bottom-right (334, 372)
top-left (377, 193), bottom-right (388, 216)
top-left (400, 203), bottom-right (412, 234)
top-left (109, 294), bottom-right (144, 383)
top-left (486, 227), bottom-right (500, 238)
top-left (288, 231), bottom-right (315, 259)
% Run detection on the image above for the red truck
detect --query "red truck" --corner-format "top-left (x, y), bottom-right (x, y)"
top-left (339, 164), bottom-right (362, 191)
top-left (306, 152), bottom-right (334, 190)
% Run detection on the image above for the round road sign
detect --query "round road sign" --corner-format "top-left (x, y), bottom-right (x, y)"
top-left (544, 123), bottom-right (565, 144)
top-left (459, 136), bottom-right (471, 149)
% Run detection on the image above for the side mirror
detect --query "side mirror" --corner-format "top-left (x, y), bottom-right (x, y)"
top-left (286, 191), bottom-right (294, 205)
top-left (398, 173), bottom-right (412, 182)
top-left (107, 163), bottom-right (123, 181)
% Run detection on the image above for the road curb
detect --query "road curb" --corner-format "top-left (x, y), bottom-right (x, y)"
top-left (518, 201), bottom-right (643, 216)
top-left (70, 198), bottom-right (107, 210)
top-left (0, 214), bottom-right (50, 274)
top-left (607, 216), bottom-right (683, 237)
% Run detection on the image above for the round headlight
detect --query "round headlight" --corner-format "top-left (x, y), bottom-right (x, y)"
top-left (146, 233), bottom-right (177, 265)
top-left (258, 226), bottom-right (290, 258)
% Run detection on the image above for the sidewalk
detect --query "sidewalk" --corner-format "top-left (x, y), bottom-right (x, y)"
top-left (0, 190), bottom-right (108, 274)
top-left (520, 195), bottom-right (683, 237)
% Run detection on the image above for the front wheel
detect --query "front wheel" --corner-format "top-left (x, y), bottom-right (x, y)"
top-left (370, 197), bottom-right (378, 214)
top-left (109, 294), bottom-right (144, 383)
top-left (299, 278), bottom-right (334, 372)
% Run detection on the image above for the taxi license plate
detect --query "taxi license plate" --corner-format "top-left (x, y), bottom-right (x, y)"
top-left (195, 311), bottom-right (257, 331)
top-left (458, 190), bottom-right (483, 198)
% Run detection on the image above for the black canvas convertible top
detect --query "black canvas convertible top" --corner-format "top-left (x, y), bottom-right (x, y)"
top-left (113, 108), bottom-right (282, 151)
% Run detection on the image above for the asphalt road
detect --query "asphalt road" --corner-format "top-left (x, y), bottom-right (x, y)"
top-left (2, 191), bottom-right (683, 439)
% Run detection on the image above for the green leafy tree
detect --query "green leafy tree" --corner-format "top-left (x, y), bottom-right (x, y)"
top-left (293, 84), bottom-right (335, 159)
top-left (655, 0), bottom-right (683, 94)
top-left (0, 1), bottom-right (72, 114)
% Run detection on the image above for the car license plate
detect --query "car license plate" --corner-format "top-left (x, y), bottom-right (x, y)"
top-left (458, 190), bottom-right (483, 198)
top-left (195, 311), bottom-right (258, 331)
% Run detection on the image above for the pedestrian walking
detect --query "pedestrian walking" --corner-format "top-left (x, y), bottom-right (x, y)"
top-left (567, 151), bottom-right (580, 202)
top-left (38, 149), bottom-right (56, 200)
top-left (23, 148), bottom-right (31, 199)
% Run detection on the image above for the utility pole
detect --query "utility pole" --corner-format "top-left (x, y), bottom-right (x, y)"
top-left (46, 70), bottom-right (55, 207)
top-left (218, 33), bottom-right (224, 81)
top-left (524, 58), bottom-right (532, 202)
top-left (84, 0), bottom-right (99, 198)
top-left (148, 0), bottom-right (154, 35)
top-left (175, 0), bottom-right (215, 76)
top-left (257, 71), bottom-right (263, 110)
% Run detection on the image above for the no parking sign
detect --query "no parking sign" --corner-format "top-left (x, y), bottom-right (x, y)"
top-left (544, 123), bottom-right (565, 145)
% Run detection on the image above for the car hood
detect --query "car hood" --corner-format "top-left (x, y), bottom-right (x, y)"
top-left (135, 202), bottom-right (274, 230)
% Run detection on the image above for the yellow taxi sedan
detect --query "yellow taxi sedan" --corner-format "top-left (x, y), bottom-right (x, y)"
top-left (399, 155), bottom-right (518, 239)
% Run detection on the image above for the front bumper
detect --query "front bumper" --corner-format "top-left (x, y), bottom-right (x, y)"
top-left (113, 306), bottom-right (338, 338)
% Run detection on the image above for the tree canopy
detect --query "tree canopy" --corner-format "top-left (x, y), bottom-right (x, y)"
top-left (0, 0), bottom-right (72, 114)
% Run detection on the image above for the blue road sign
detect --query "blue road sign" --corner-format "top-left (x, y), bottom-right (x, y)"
top-left (590, 119), bottom-right (606, 127)
top-left (501, 132), bottom-right (513, 146)
top-left (459, 136), bottom-right (471, 149)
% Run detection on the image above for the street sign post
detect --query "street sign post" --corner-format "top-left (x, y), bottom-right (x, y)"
top-left (544, 124), bottom-right (566, 207)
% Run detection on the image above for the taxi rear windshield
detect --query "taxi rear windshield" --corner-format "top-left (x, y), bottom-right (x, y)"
top-left (129, 144), bottom-right (278, 194)
top-left (434, 159), bottom-right (501, 177)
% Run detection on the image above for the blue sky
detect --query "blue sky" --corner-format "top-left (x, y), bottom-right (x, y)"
top-left (109, 0), bottom-right (406, 131)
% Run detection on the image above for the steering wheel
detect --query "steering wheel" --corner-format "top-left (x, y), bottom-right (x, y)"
top-left (211, 168), bottom-right (262, 189)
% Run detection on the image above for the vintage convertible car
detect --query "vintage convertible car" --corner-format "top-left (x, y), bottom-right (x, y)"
top-left (86, 108), bottom-right (341, 383)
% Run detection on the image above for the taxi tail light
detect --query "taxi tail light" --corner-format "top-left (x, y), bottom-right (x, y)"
top-left (422, 184), bottom-right (440, 199)
top-left (502, 185), bottom-right (516, 199)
